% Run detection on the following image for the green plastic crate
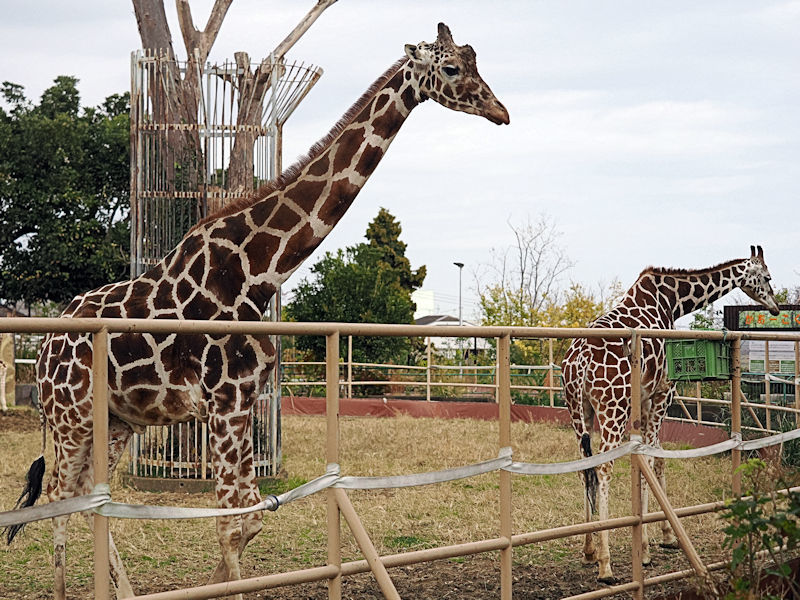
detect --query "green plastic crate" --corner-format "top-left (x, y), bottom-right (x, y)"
top-left (665, 339), bottom-right (731, 381)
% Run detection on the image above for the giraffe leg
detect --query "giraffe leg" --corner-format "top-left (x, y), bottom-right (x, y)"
top-left (206, 407), bottom-right (258, 600)
top-left (77, 415), bottom-right (135, 598)
top-left (595, 460), bottom-right (616, 583)
top-left (640, 456), bottom-right (652, 566)
top-left (647, 385), bottom-right (679, 548)
top-left (53, 514), bottom-right (68, 600)
top-left (0, 362), bottom-right (7, 412)
top-left (207, 415), bottom-right (263, 590)
top-left (582, 485), bottom-right (597, 565)
top-left (654, 455), bottom-right (678, 548)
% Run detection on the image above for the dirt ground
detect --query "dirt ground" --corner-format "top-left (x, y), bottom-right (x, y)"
top-left (1, 408), bottom-right (713, 599)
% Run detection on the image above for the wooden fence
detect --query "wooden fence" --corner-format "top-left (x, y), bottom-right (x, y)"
top-left (2, 318), bottom-right (800, 600)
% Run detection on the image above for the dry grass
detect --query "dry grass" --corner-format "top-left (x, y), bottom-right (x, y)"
top-left (1, 408), bottom-right (737, 598)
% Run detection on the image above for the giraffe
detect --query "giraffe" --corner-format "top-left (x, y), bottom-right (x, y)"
top-left (5, 23), bottom-right (508, 599)
top-left (561, 245), bottom-right (779, 583)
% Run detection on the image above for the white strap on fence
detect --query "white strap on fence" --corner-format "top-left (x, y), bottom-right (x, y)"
top-left (507, 442), bottom-right (636, 475)
top-left (4, 427), bottom-right (800, 528)
top-left (334, 447), bottom-right (513, 489)
top-left (0, 491), bottom-right (111, 529)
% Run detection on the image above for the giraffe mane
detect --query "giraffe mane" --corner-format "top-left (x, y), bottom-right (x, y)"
top-left (192, 57), bottom-right (410, 230)
top-left (639, 258), bottom-right (745, 279)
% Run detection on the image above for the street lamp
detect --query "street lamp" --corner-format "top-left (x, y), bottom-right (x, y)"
top-left (453, 262), bottom-right (464, 326)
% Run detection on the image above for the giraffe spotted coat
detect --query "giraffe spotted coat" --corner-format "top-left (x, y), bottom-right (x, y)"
top-left (8, 23), bottom-right (509, 600)
top-left (562, 245), bottom-right (779, 582)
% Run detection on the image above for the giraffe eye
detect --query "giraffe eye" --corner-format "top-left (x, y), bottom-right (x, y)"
top-left (442, 65), bottom-right (459, 78)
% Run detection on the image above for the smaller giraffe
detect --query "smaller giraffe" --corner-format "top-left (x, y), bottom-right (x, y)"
top-left (562, 245), bottom-right (779, 583)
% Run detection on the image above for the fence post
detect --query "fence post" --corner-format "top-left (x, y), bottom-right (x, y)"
top-left (326, 332), bottom-right (341, 600)
top-left (347, 335), bottom-right (353, 400)
top-left (426, 338), bottom-right (432, 402)
top-left (695, 381), bottom-right (702, 424)
top-left (795, 341), bottom-right (799, 428)
top-left (629, 330), bottom-right (644, 600)
top-left (548, 338), bottom-right (555, 408)
top-left (497, 334), bottom-right (512, 600)
top-left (765, 340), bottom-right (771, 431)
top-left (731, 337), bottom-right (742, 496)
top-left (92, 327), bottom-right (110, 600)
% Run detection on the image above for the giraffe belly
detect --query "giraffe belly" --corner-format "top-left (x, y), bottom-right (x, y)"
top-left (109, 384), bottom-right (207, 428)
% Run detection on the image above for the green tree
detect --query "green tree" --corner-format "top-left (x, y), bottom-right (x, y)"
top-left (284, 210), bottom-right (424, 365)
top-left (0, 77), bottom-right (130, 309)
top-left (365, 207), bottom-right (426, 293)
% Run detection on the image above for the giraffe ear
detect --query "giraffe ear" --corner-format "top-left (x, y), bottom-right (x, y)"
top-left (404, 44), bottom-right (432, 64)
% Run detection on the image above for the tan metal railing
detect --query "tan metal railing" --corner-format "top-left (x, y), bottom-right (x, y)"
top-left (3, 318), bottom-right (800, 600)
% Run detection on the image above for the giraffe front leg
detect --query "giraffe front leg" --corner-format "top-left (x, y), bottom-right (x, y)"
top-left (640, 456), bottom-right (652, 566)
top-left (207, 418), bottom-right (263, 592)
top-left (654, 455), bottom-right (679, 548)
top-left (595, 461), bottom-right (615, 583)
top-left (207, 409), bottom-right (254, 600)
top-left (53, 514), bottom-right (68, 600)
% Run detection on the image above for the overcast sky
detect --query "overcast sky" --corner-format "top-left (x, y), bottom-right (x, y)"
top-left (2, 1), bottom-right (798, 322)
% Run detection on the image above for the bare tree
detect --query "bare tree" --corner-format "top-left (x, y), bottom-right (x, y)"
top-left (475, 214), bottom-right (574, 326)
top-left (131, 0), bottom-right (337, 194)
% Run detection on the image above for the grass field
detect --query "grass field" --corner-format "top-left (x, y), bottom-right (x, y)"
top-left (0, 407), bottom-right (753, 598)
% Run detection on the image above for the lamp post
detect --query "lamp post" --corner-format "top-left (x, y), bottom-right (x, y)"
top-left (453, 262), bottom-right (464, 379)
top-left (453, 262), bottom-right (464, 327)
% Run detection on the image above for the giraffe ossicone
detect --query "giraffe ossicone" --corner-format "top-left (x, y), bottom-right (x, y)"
top-left (561, 244), bottom-right (779, 583)
top-left (5, 23), bottom-right (508, 600)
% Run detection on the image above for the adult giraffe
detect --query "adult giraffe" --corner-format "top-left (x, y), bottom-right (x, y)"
top-left (562, 245), bottom-right (779, 583)
top-left (7, 23), bottom-right (508, 599)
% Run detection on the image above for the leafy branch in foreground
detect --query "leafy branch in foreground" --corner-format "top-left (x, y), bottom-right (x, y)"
top-left (720, 458), bottom-right (800, 599)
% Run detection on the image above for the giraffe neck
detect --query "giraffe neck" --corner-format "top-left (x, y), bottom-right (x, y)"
top-left (632, 260), bottom-right (747, 324)
top-left (161, 58), bottom-right (423, 318)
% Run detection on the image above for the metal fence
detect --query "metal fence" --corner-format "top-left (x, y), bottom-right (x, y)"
top-left (2, 318), bottom-right (800, 600)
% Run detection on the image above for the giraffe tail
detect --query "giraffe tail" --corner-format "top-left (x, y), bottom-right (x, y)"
top-left (581, 433), bottom-right (598, 515)
top-left (5, 399), bottom-right (47, 544)
top-left (5, 455), bottom-right (46, 544)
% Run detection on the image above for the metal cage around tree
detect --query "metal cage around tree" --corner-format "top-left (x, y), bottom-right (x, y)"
top-left (126, 50), bottom-right (322, 488)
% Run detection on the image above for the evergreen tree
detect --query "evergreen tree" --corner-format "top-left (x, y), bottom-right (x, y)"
top-left (285, 209), bottom-right (425, 365)
top-left (365, 207), bottom-right (426, 293)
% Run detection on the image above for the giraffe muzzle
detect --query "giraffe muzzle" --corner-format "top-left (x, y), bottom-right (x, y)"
top-left (485, 100), bottom-right (510, 125)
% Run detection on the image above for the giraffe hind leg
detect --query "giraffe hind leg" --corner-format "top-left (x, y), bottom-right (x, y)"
top-left (579, 433), bottom-right (599, 564)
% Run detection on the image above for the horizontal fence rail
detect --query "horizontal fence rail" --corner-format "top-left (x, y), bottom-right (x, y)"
top-left (2, 318), bottom-right (800, 600)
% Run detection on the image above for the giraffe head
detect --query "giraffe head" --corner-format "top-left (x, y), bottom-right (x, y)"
top-left (404, 23), bottom-right (510, 125)
top-left (741, 245), bottom-right (780, 315)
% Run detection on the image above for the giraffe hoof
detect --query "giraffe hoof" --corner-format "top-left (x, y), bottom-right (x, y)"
top-left (597, 575), bottom-right (618, 585)
top-left (581, 555), bottom-right (598, 566)
top-left (660, 540), bottom-right (680, 549)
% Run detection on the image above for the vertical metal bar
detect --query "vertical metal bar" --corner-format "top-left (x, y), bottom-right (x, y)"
top-left (629, 330), bottom-right (644, 600)
top-left (765, 341), bottom-right (771, 431)
top-left (696, 381), bottom-right (702, 424)
top-left (426, 339), bottom-right (432, 402)
top-left (548, 338), bottom-right (555, 408)
top-left (731, 338), bottom-right (742, 495)
top-left (347, 335), bottom-right (353, 400)
top-left (795, 341), bottom-right (799, 428)
top-left (334, 488), bottom-right (400, 600)
top-left (326, 332), bottom-right (341, 600)
top-left (92, 328), bottom-right (110, 600)
top-left (639, 459), bottom-right (717, 595)
top-left (497, 334), bottom-right (512, 600)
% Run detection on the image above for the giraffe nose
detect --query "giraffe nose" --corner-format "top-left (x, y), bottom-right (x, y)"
top-left (485, 99), bottom-right (510, 125)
